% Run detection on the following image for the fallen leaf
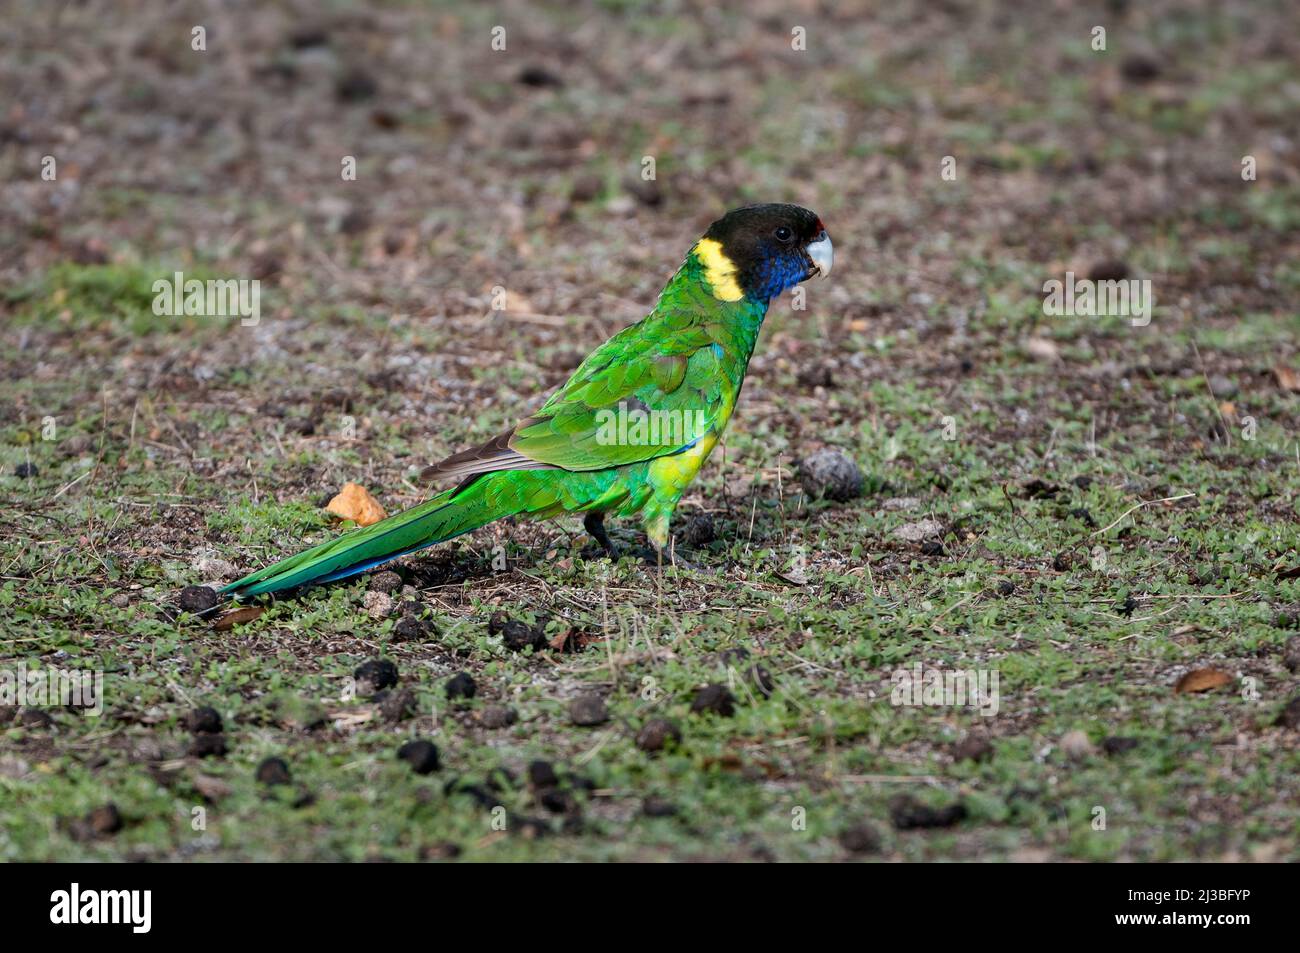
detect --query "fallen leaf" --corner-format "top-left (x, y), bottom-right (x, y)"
top-left (326, 482), bottom-right (386, 526)
top-left (1273, 365), bottom-right (1300, 392)
top-left (212, 606), bottom-right (265, 631)
top-left (1174, 667), bottom-right (1233, 694)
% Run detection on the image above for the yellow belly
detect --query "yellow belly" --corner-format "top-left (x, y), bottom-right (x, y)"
top-left (647, 430), bottom-right (719, 496)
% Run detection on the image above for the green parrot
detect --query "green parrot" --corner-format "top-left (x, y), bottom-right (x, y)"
top-left (223, 204), bottom-right (833, 598)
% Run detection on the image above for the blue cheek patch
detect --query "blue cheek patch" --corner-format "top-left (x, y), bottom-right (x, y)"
top-left (749, 250), bottom-right (806, 302)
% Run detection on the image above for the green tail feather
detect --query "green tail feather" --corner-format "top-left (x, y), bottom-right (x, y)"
top-left (222, 479), bottom-right (503, 598)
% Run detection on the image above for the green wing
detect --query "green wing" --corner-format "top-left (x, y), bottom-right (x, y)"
top-left (426, 277), bottom-right (755, 482)
top-left (511, 316), bottom-right (722, 469)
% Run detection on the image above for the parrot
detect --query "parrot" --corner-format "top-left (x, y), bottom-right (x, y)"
top-left (222, 203), bottom-right (833, 598)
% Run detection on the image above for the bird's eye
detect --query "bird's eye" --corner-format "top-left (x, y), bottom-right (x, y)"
top-left (774, 225), bottom-right (793, 243)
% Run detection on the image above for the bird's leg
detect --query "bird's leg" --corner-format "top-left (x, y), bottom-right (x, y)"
top-left (583, 511), bottom-right (619, 559)
top-left (639, 509), bottom-right (708, 573)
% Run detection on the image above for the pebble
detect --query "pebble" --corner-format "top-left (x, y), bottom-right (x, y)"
top-left (479, 705), bottom-right (518, 729)
top-left (689, 684), bottom-right (735, 717)
top-left (568, 693), bottom-right (608, 726)
top-left (799, 449), bottom-right (864, 502)
top-left (363, 591), bottom-right (394, 620)
top-left (354, 659), bottom-right (398, 696)
top-left (185, 706), bottom-right (223, 734)
top-left (256, 757), bottom-right (292, 785)
top-left (176, 585), bottom-right (219, 614)
top-left (444, 672), bottom-right (477, 700)
top-left (635, 718), bottom-right (682, 753)
top-left (398, 740), bottom-right (440, 774)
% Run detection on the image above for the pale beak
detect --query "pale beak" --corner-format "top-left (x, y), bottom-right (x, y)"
top-left (807, 232), bottom-right (833, 279)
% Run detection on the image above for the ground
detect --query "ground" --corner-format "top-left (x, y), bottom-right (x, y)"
top-left (2, 0), bottom-right (1299, 862)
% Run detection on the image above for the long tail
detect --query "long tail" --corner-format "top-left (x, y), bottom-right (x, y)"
top-left (222, 477), bottom-right (510, 599)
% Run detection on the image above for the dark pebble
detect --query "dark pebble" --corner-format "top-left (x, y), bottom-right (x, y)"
top-left (517, 65), bottom-right (563, 88)
top-left (398, 740), bottom-right (441, 774)
top-left (354, 658), bottom-right (398, 695)
top-left (1276, 697), bottom-right (1300, 731)
top-left (527, 760), bottom-right (559, 789)
top-left (339, 207), bottom-right (370, 235)
top-left (839, 823), bottom-right (882, 853)
top-left (1119, 55), bottom-right (1159, 83)
top-left (14, 462), bottom-right (38, 478)
top-left (642, 795), bottom-right (678, 818)
top-left (256, 757), bottom-right (292, 785)
top-left (288, 26), bottom-right (329, 49)
top-left (18, 708), bottom-right (54, 728)
top-left (799, 448), bottom-right (864, 502)
top-left (501, 619), bottom-right (545, 652)
top-left (569, 173), bottom-right (602, 204)
top-left (87, 803), bottom-right (123, 835)
top-left (1282, 636), bottom-right (1300, 673)
top-left (335, 67), bottom-right (378, 101)
top-left (186, 706), bottom-right (223, 734)
top-left (189, 733), bottom-right (228, 758)
top-left (445, 672), bottom-right (477, 700)
top-left (635, 717), bottom-right (682, 753)
top-left (716, 647), bottom-right (750, 667)
top-left (177, 585), bottom-right (219, 614)
top-left (889, 795), bottom-right (967, 829)
top-left (1069, 507), bottom-right (1097, 527)
top-left (678, 511), bottom-right (716, 547)
top-left (284, 416), bottom-right (315, 436)
top-left (539, 788), bottom-right (578, 815)
top-left (796, 363), bottom-right (835, 389)
top-left (624, 177), bottom-right (662, 207)
top-left (1088, 259), bottom-right (1132, 282)
top-left (391, 616), bottom-right (426, 643)
top-left (380, 688), bottom-right (417, 723)
top-left (569, 693), bottom-right (608, 726)
top-left (479, 705), bottom-right (518, 729)
top-left (367, 571), bottom-right (403, 594)
top-left (690, 684), bottom-right (736, 717)
top-left (1102, 736), bottom-right (1140, 755)
top-left (920, 540), bottom-right (945, 557)
top-left (951, 733), bottom-right (993, 762)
